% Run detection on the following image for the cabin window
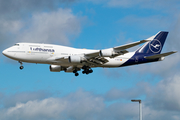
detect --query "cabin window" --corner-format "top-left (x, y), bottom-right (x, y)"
top-left (14, 44), bottom-right (19, 46)
top-left (44, 46), bottom-right (53, 48)
top-left (29, 45), bottom-right (40, 47)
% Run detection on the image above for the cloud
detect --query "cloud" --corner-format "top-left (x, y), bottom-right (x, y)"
top-left (16, 8), bottom-right (84, 45)
top-left (0, 8), bottom-right (85, 58)
top-left (0, 0), bottom-right (77, 20)
top-left (1, 83), bottom-right (180, 120)
top-left (0, 89), bottom-right (104, 120)
top-left (88, 0), bottom-right (180, 12)
top-left (0, 0), bottom-right (82, 52)
top-left (2, 90), bottom-right (51, 108)
top-left (104, 82), bottom-right (151, 101)
top-left (147, 75), bottom-right (180, 111)
top-left (104, 74), bottom-right (180, 120)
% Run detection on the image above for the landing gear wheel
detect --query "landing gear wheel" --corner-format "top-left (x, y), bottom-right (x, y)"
top-left (75, 73), bottom-right (79, 76)
top-left (19, 61), bottom-right (24, 70)
top-left (73, 70), bottom-right (77, 73)
top-left (86, 69), bottom-right (89, 74)
top-left (89, 69), bottom-right (93, 73)
top-left (20, 66), bottom-right (24, 70)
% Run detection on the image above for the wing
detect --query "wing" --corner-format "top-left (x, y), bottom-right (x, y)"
top-left (48, 40), bottom-right (149, 66)
top-left (113, 40), bottom-right (150, 50)
top-left (84, 40), bottom-right (150, 65)
top-left (47, 56), bottom-right (69, 62)
top-left (85, 51), bottom-right (109, 65)
top-left (55, 56), bottom-right (69, 61)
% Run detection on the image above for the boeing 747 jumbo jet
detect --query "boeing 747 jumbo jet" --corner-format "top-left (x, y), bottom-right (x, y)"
top-left (2, 31), bottom-right (177, 76)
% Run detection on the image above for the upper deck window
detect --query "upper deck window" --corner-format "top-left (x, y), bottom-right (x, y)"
top-left (14, 44), bottom-right (19, 46)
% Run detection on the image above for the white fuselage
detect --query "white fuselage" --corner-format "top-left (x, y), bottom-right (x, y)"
top-left (2, 43), bottom-right (135, 68)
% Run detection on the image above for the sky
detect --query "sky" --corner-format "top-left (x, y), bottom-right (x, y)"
top-left (0, 0), bottom-right (180, 120)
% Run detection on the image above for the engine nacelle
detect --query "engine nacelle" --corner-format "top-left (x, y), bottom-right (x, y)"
top-left (49, 65), bottom-right (62, 72)
top-left (99, 49), bottom-right (115, 57)
top-left (68, 56), bottom-right (84, 63)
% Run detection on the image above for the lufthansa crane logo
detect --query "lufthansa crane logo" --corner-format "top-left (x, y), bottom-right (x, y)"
top-left (149, 39), bottom-right (162, 53)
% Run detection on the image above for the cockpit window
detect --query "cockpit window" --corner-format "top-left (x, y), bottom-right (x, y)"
top-left (14, 44), bottom-right (19, 46)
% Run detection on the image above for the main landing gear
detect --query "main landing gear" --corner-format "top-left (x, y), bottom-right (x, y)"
top-left (82, 65), bottom-right (93, 75)
top-left (73, 69), bottom-right (79, 77)
top-left (19, 61), bottom-right (24, 70)
top-left (73, 66), bottom-right (93, 77)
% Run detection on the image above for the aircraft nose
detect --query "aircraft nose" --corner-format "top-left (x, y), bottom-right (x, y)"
top-left (2, 49), bottom-right (10, 57)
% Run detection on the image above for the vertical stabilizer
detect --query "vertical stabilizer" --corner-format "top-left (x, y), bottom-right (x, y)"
top-left (136, 31), bottom-right (168, 55)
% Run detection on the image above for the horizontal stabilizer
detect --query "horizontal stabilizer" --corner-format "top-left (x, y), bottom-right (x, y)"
top-left (144, 51), bottom-right (177, 59)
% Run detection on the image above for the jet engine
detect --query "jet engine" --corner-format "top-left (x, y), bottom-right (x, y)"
top-left (68, 56), bottom-right (85, 63)
top-left (49, 65), bottom-right (62, 72)
top-left (99, 49), bottom-right (116, 57)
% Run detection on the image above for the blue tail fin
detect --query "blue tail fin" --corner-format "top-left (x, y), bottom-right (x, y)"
top-left (136, 31), bottom-right (168, 55)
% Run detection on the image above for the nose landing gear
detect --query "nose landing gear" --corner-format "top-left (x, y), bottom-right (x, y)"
top-left (19, 61), bottom-right (24, 70)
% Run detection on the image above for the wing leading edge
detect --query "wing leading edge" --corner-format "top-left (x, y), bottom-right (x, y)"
top-left (113, 40), bottom-right (150, 50)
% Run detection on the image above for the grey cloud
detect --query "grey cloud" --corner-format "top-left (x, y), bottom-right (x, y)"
top-left (89, 0), bottom-right (180, 12)
top-left (1, 85), bottom-right (180, 120)
top-left (0, 0), bottom-right (82, 52)
top-left (0, 89), bottom-right (105, 120)
top-left (0, 89), bottom-right (141, 120)
top-left (99, 102), bottom-right (139, 120)
top-left (146, 75), bottom-right (180, 111)
top-left (104, 82), bottom-right (152, 101)
top-left (167, 15), bottom-right (180, 52)
top-left (103, 73), bottom-right (180, 119)
top-left (0, 0), bottom-right (77, 20)
top-left (2, 90), bottom-right (51, 108)
top-left (16, 8), bottom-right (83, 45)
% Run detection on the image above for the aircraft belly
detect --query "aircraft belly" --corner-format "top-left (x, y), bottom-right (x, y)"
top-left (100, 60), bottom-right (125, 67)
top-left (100, 52), bottom-right (135, 67)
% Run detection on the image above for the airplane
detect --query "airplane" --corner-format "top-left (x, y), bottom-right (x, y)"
top-left (2, 31), bottom-right (177, 76)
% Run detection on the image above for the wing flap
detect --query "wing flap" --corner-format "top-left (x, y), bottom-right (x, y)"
top-left (144, 51), bottom-right (177, 59)
top-left (84, 51), bottom-right (109, 65)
